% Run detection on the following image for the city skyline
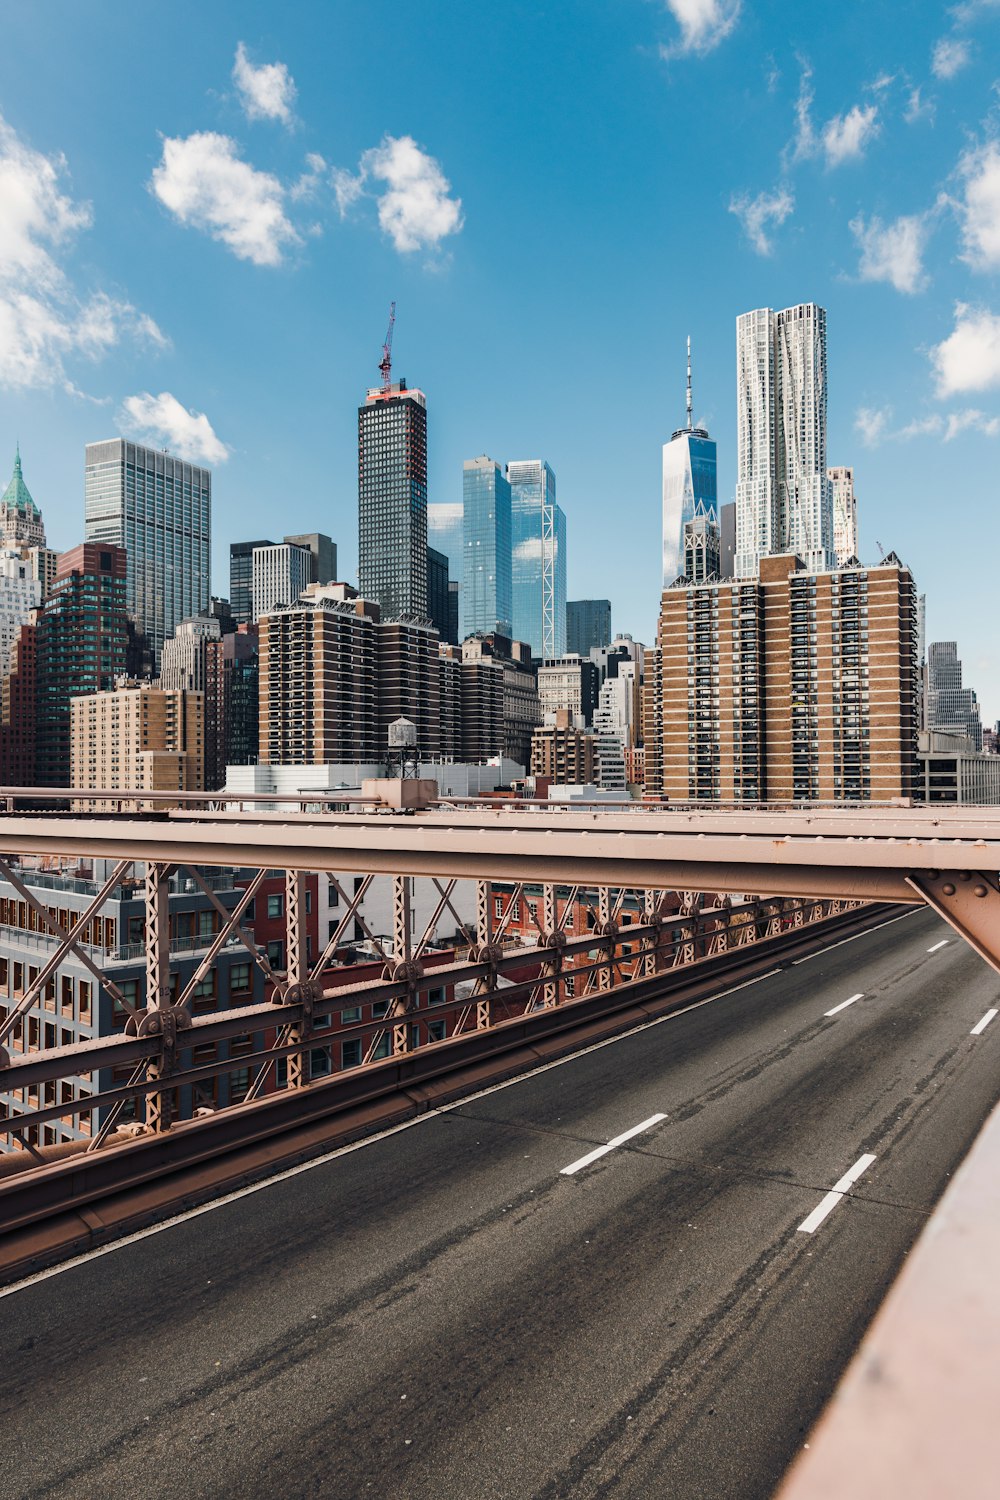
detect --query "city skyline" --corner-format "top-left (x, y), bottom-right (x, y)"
top-left (0, 4), bottom-right (998, 713)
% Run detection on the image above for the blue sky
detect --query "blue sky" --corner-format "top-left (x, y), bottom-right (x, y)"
top-left (0, 0), bottom-right (998, 717)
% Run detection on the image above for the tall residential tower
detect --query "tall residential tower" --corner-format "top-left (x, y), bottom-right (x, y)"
top-left (358, 379), bottom-right (428, 620)
top-left (735, 304), bottom-right (832, 577)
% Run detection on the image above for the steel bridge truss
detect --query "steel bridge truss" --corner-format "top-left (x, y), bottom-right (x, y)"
top-left (0, 859), bottom-right (863, 1158)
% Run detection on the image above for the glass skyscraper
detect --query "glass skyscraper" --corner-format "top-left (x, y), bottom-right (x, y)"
top-left (84, 438), bottom-right (211, 668)
top-left (358, 380), bottom-right (428, 620)
top-left (428, 500), bottom-right (464, 638)
top-left (507, 459), bottom-right (566, 660)
top-left (567, 599), bottom-right (612, 657)
top-left (662, 341), bottom-right (718, 586)
top-left (462, 456), bottom-right (512, 638)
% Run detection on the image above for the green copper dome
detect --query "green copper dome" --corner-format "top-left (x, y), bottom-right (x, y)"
top-left (1, 446), bottom-right (40, 514)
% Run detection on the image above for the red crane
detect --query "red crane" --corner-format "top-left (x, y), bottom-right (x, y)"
top-left (378, 301), bottom-right (396, 395)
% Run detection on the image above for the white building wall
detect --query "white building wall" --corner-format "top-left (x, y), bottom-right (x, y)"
top-left (0, 548), bottom-right (40, 676)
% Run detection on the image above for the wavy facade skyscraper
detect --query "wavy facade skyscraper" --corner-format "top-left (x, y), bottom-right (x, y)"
top-left (735, 303), bottom-right (833, 577)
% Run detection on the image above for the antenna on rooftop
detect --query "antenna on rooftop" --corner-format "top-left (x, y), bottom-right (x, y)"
top-left (686, 335), bottom-right (693, 430)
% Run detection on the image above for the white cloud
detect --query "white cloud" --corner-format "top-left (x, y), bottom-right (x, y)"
top-left (904, 86), bottom-right (935, 125)
top-left (150, 131), bottom-right (299, 266)
top-left (659, 0), bottom-right (742, 58)
top-left (850, 212), bottom-right (930, 294)
top-left (728, 186), bottom-right (794, 255)
top-left (119, 391), bottom-right (230, 465)
top-left (289, 152), bottom-right (327, 203)
top-left (855, 402), bottom-right (999, 445)
top-left (359, 135), bottom-right (463, 253)
top-left (822, 104), bottom-right (879, 166)
top-left (958, 140), bottom-right (1000, 271)
top-left (0, 113), bottom-right (164, 393)
top-left (931, 303), bottom-right (1000, 397)
top-left (932, 37), bottom-right (972, 79)
top-left (788, 61), bottom-right (817, 163)
top-left (331, 165), bottom-right (366, 218)
top-left (232, 42), bottom-right (297, 126)
top-left (855, 406), bottom-right (892, 446)
top-left (942, 407), bottom-right (1000, 439)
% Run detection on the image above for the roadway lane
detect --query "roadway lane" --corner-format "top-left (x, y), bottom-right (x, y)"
top-left (3, 906), bottom-right (999, 1500)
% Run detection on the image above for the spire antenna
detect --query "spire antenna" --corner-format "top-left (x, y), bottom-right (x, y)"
top-left (686, 335), bottom-right (693, 430)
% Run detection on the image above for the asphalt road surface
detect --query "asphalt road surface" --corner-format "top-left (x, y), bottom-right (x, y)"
top-left (4, 905), bottom-right (1000, 1500)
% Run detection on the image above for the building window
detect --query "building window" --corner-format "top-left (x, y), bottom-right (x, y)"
top-left (342, 1038), bottom-right (362, 1069)
top-left (341, 1006), bottom-right (362, 1024)
top-left (267, 894), bottom-right (284, 920)
top-left (266, 940), bottom-right (284, 969)
top-left (230, 962), bottom-right (252, 996)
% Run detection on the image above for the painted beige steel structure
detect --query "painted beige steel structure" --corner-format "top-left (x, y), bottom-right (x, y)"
top-left (0, 799), bottom-right (997, 965)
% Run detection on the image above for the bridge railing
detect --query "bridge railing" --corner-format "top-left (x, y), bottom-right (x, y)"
top-left (0, 848), bottom-right (868, 1168)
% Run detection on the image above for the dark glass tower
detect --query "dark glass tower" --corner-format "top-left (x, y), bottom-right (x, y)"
top-left (230, 539), bottom-right (274, 627)
top-left (35, 543), bottom-right (129, 785)
top-left (358, 380), bottom-right (428, 620)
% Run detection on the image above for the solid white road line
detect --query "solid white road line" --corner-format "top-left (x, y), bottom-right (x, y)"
top-left (825, 992), bottom-right (864, 1018)
top-left (927, 939), bottom-right (950, 954)
top-left (560, 1114), bottom-right (668, 1176)
top-left (797, 1153), bottom-right (877, 1234)
top-left (971, 1009), bottom-right (998, 1037)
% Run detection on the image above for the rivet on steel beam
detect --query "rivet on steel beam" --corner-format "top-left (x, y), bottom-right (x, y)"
top-left (959, 871), bottom-right (972, 882)
top-left (941, 883), bottom-right (956, 896)
top-left (974, 885), bottom-right (988, 898)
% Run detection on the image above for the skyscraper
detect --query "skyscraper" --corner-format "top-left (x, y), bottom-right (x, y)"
top-left (508, 459), bottom-right (566, 659)
top-left (463, 456), bottom-right (512, 638)
top-left (927, 641), bottom-right (983, 749)
top-left (252, 542), bottom-right (313, 621)
top-left (662, 339), bottom-right (717, 585)
top-left (735, 304), bottom-right (832, 577)
top-left (230, 539), bottom-right (274, 627)
top-left (426, 546), bottom-right (454, 642)
top-left (828, 466), bottom-right (858, 563)
top-left (0, 446), bottom-right (45, 549)
top-left (85, 438), bottom-right (211, 667)
top-left (35, 544), bottom-right (130, 786)
top-left (567, 599), bottom-right (612, 658)
top-left (358, 379), bottom-right (428, 620)
top-left (284, 533), bottom-right (337, 587)
top-left (428, 501), bottom-right (464, 639)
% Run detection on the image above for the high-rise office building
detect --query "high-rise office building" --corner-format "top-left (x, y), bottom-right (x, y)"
top-left (683, 514), bottom-right (721, 583)
top-left (508, 459), bottom-right (566, 659)
top-left (283, 533), bottom-right (337, 589)
top-left (0, 446), bottom-right (45, 549)
top-left (252, 542), bottom-right (313, 621)
top-left (719, 502), bottom-right (736, 579)
top-left (230, 539), bottom-right (274, 627)
top-left (463, 456), bottom-right (512, 638)
top-left (567, 600), bottom-right (612, 658)
top-left (160, 616), bottom-right (228, 789)
top-left (358, 379), bottom-right (428, 620)
top-left (735, 304), bottom-right (832, 577)
top-left (426, 546), bottom-right (454, 643)
top-left (828, 466), bottom-right (859, 564)
top-left (927, 641), bottom-right (983, 749)
top-left (84, 439), bottom-right (211, 668)
top-left (662, 339), bottom-right (718, 586)
top-left (224, 624), bottom-right (259, 769)
top-left (653, 553), bottom-right (919, 802)
top-left (35, 544), bottom-right (130, 786)
top-left (537, 655), bottom-right (599, 725)
top-left (429, 502), bottom-right (464, 639)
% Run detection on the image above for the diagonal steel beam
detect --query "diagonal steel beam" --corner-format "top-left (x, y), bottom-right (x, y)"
top-left (0, 857), bottom-right (135, 1047)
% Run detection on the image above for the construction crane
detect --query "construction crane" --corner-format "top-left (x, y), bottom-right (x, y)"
top-left (875, 539), bottom-right (886, 560)
top-left (378, 301), bottom-right (396, 395)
